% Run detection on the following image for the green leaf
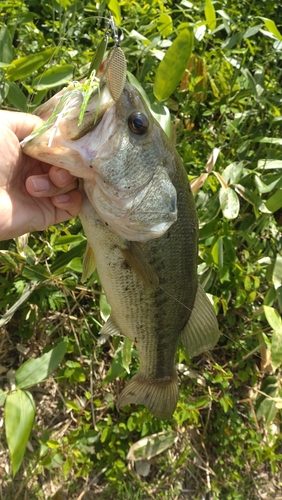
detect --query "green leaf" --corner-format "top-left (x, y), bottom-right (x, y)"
top-left (15, 340), bottom-right (67, 389)
top-left (264, 306), bottom-right (282, 334)
top-left (219, 187), bottom-right (240, 219)
top-left (211, 237), bottom-right (223, 269)
top-left (0, 25), bottom-right (13, 63)
top-left (32, 64), bottom-right (74, 90)
top-left (6, 48), bottom-right (55, 82)
top-left (5, 390), bottom-right (36, 476)
top-left (221, 162), bottom-right (244, 184)
top-left (153, 29), bottom-right (194, 101)
top-left (102, 350), bottom-right (126, 385)
top-left (273, 255), bottom-right (282, 290)
top-left (100, 293), bottom-right (111, 322)
top-left (122, 337), bottom-right (132, 373)
top-left (127, 430), bottom-right (176, 461)
top-left (262, 18), bottom-right (282, 40)
top-left (204, 0), bottom-right (216, 31)
top-left (271, 330), bottom-right (282, 369)
top-left (150, 102), bottom-right (171, 138)
top-left (108, 0), bottom-right (121, 26)
top-left (0, 280), bottom-right (38, 327)
top-left (257, 159), bottom-right (282, 170)
top-left (264, 306), bottom-right (282, 369)
top-left (266, 189), bottom-right (282, 213)
top-left (0, 389), bottom-right (7, 406)
top-left (7, 81), bottom-right (28, 111)
top-left (50, 240), bottom-right (87, 275)
top-left (157, 14), bottom-right (173, 37)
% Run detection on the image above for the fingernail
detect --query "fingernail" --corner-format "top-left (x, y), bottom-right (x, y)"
top-left (53, 194), bottom-right (71, 204)
top-left (56, 168), bottom-right (74, 184)
top-left (30, 178), bottom-right (51, 192)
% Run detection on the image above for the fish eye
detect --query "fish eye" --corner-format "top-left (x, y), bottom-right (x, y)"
top-left (128, 112), bottom-right (149, 135)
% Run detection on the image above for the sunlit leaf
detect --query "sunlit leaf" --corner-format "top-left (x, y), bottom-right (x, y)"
top-left (261, 18), bottom-right (282, 40)
top-left (273, 255), bottom-right (282, 290)
top-left (157, 14), bottom-right (173, 37)
top-left (6, 48), bottom-right (55, 81)
top-left (211, 237), bottom-right (223, 269)
top-left (257, 159), bottom-right (282, 169)
top-left (33, 64), bottom-right (74, 90)
top-left (266, 189), bottom-right (282, 213)
top-left (154, 29), bottom-right (194, 101)
top-left (102, 350), bottom-right (127, 385)
top-left (7, 81), bottom-right (28, 111)
top-left (0, 25), bottom-right (13, 63)
top-left (219, 187), bottom-right (240, 219)
top-left (108, 0), bottom-right (121, 26)
top-left (122, 337), bottom-right (132, 373)
top-left (15, 340), bottom-right (67, 389)
top-left (127, 430), bottom-right (176, 461)
top-left (0, 389), bottom-right (6, 406)
top-left (5, 390), bottom-right (36, 475)
top-left (100, 293), bottom-right (111, 322)
top-left (264, 306), bottom-right (282, 369)
top-left (204, 0), bottom-right (216, 31)
top-left (0, 280), bottom-right (38, 327)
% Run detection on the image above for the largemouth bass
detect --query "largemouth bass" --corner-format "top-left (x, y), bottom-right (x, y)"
top-left (22, 51), bottom-right (219, 418)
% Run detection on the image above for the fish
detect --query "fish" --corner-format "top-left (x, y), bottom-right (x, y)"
top-left (22, 48), bottom-right (220, 418)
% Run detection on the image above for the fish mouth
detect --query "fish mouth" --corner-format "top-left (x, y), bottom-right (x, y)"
top-left (21, 78), bottom-right (117, 180)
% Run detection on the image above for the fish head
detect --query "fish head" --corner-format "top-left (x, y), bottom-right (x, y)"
top-left (22, 69), bottom-right (177, 241)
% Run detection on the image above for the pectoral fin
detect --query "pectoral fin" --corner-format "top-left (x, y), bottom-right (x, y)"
top-left (82, 243), bottom-right (96, 282)
top-left (182, 283), bottom-right (220, 357)
top-left (119, 242), bottom-right (159, 290)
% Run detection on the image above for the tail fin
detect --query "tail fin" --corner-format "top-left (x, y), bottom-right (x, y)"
top-left (117, 373), bottom-right (178, 419)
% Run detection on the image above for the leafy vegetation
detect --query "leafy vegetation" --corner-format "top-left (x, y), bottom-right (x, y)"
top-left (0, 0), bottom-right (282, 498)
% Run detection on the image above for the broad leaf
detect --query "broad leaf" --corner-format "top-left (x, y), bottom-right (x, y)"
top-left (127, 430), bottom-right (176, 461)
top-left (7, 81), bottom-right (28, 111)
top-left (33, 64), bottom-right (74, 90)
top-left (122, 338), bottom-right (132, 373)
top-left (6, 48), bottom-right (55, 81)
top-left (204, 0), bottom-right (216, 31)
top-left (0, 25), bottom-right (13, 64)
top-left (154, 29), bottom-right (194, 101)
top-left (262, 18), bottom-right (282, 40)
top-left (264, 306), bottom-right (282, 369)
top-left (0, 389), bottom-right (7, 406)
top-left (108, 0), bottom-right (121, 26)
top-left (15, 340), bottom-right (67, 389)
top-left (219, 187), bottom-right (240, 219)
top-left (266, 189), bottom-right (282, 213)
top-left (157, 14), bottom-right (173, 37)
top-left (5, 390), bottom-right (36, 475)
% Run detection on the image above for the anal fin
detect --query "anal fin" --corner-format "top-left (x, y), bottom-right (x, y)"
top-left (181, 283), bottom-right (220, 358)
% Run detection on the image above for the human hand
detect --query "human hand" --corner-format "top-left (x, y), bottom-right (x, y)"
top-left (0, 110), bottom-right (83, 241)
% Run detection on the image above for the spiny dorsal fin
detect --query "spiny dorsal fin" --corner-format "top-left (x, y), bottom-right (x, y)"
top-left (181, 283), bottom-right (220, 357)
top-left (119, 241), bottom-right (159, 290)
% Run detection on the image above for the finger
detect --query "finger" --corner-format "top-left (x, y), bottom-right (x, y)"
top-left (1, 111), bottom-right (43, 140)
top-left (51, 190), bottom-right (83, 218)
top-left (49, 165), bottom-right (79, 188)
top-left (26, 174), bottom-right (79, 197)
